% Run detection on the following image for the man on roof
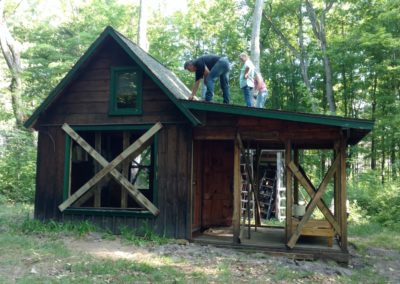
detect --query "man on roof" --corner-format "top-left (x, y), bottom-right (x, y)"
top-left (184, 55), bottom-right (231, 104)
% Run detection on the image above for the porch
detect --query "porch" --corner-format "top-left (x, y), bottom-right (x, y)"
top-left (191, 226), bottom-right (348, 262)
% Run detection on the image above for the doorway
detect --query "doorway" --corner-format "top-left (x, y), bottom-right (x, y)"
top-left (192, 140), bottom-right (234, 234)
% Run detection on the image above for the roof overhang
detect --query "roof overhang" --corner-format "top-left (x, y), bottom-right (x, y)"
top-left (181, 100), bottom-right (374, 146)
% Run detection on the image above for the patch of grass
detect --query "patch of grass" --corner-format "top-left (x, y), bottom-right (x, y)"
top-left (338, 268), bottom-right (388, 284)
top-left (262, 218), bottom-right (285, 227)
top-left (187, 271), bottom-right (208, 282)
top-left (120, 222), bottom-right (170, 246)
top-left (16, 218), bottom-right (97, 237)
top-left (0, 233), bottom-right (70, 263)
top-left (349, 223), bottom-right (400, 252)
top-left (215, 261), bottom-right (233, 282)
top-left (272, 266), bottom-right (312, 282)
top-left (71, 258), bottom-right (187, 283)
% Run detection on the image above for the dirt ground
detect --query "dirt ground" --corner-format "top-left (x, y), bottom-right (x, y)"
top-left (60, 233), bottom-right (400, 283)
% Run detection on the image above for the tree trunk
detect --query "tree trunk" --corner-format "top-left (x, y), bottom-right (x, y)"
top-left (0, 0), bottom-right (24, 125)
top-left (305, 0), bottom-right (336, 114)
top-left (371, 74), bottom-right (377, 170)
top-left (381, 134), bottom-right (385, 185)
top-left (298, 0), bottom-right (316, 112)
top-left (250, 0), bottom-right (264, 72)
top-left (263, 4), bottom-right (317, 112)
top-left (137, 0), bottom-right (149, 52)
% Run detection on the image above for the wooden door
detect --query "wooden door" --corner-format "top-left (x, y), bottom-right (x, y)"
top-left (201, 141), bottom-right (234, 228)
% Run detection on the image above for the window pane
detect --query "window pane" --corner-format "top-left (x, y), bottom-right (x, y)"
top-left (131, 168), bottom-right (150, 190)
top-left (116, 71), bottom-right (138, 109)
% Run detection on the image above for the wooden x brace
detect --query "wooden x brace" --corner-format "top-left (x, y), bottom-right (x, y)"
top-left (287, 155), bottom-right (340, 248)
top-left (58, 122), bottom-right (163, 215)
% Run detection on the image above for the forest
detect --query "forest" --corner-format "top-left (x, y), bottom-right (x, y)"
top-left (0, 0), bottom-right (399, 241)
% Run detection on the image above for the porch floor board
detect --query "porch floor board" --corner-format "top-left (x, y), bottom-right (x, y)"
top-left (191, 226), bottom-right (349, 263)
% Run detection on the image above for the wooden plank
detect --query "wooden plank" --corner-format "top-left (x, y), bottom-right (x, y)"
top-left (293, 148), bottom-right (299, 205)
top-left (177, 126), bottom-right (190, 238)
top-left (287, 156), bottom-right (339, 248)
top-left (285, 140), bottom-right (293, 242)
top-left (167, 125), bottom-right (177, 237)
top-left (121, 132), bottom-right (129, 208)
top-left (58, 123), bottom-right (162, 214)
top-left (232, 139), bottom-right (241, 244)
top-left (340, 134), bottom-right (348, 250)
top-left (193, 127), bottom-right (236, 140)
top-left (287, 162), bottom-right (341, 235)
top-left (94, 132), bottom-right (102, 207)
top-left (240, 130), bottom-right (279, 141)
top-left (53, 127), bottom-right (66, 219)
top-left (45, 112), bottom-right (186, 126)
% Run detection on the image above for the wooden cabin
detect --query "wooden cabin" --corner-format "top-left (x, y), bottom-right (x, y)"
top-left (25, 26), bottom-right (374, 262)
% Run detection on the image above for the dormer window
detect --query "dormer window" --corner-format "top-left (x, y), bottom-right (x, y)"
top-left (109, 67), bottom-right (143, 115)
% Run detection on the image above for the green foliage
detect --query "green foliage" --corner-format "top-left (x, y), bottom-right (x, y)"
top-left (348, 169), bottom-right (400, 228)
top-left (17, 218), bottom-right (97, 237)
top-left (70, 258), bottom-right (187, 283)
top-left (0, 127), bottom-right (36, 203)
top-left (120, 222), bottom-right (169, 245)
top-left (272, 267), bottom-right (312, 282)
top-left (349, 222), bottom-right (400, 252)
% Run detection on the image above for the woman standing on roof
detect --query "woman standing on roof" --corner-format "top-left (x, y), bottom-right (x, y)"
top-left (239, 53), bottom-right (255, 107)
top-left (254, 72), bottom-right (268, 108)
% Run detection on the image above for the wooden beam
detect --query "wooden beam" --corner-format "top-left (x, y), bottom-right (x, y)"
top-left (288, 161), bottom-right (341, 235)
top-left (232, 139), bottom-right (241, 244)
top-left (59, 123), bottom-right (162, 215)
top-left (94, 132), bottom-right (102, 207)
top-left (240, 130), bottom-right (279, 141)
top-left (193, 127), bottom-right (235, 140)
top-left (121, 131), bottom-right (130, 208)
top-left (340, 134), bottom-right (348, 250)
top-left (285, 140), bottom-right (293, 242)
top-left (287, 156), bottom-right (339, 248)
top-left (334, 141), bottom-right (340, 223)
top-left (293, 148), bottom-right (299, 205)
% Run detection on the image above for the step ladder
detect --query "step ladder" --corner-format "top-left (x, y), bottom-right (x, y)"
top-left (240, 152), bottom-right (254, 222)
top-left (258, 169), bottom-right (277, 220)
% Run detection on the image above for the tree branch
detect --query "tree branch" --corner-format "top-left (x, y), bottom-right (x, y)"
top-left (262, 14), bottom-right (300, 58)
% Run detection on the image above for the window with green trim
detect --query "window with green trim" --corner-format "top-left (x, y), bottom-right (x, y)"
top-left (64, 127), bottom-right (157, 215)
top-left (109, 67), bottom-right (143, 115)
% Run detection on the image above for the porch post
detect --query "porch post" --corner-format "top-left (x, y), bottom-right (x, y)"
top-left (334, 141), bottom-right (340, 234)
top-left (293, 148), bottom-right (299, 205)
top-left (340, 132), bottom-right (348, 250)
top-left (285, 140), bottom-right (293, 242)
top-left (232, 139), bottom-right (241, 244)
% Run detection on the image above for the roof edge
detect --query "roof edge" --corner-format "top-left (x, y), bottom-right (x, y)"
top-left (108, 31), bottom-right (200, 126)
top-left (181, 100), bottom-right (374, 130)
top-left (24, 26), bottom-right (200, 129)
top-left (24, 26), bottom-right (116, 129)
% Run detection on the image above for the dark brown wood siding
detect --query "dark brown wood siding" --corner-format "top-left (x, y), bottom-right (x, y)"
top-left (35, 124), bottom-right (192, 239)
top-left (192, 111), bottom-right (342, 149)
top-left (38, 38), bottom-right (187, 126)
top-left (154, 125), bottom-right (192, 238)
top-left (35, 126), bottom-right (66, 220)
top-left (34, 38), bottom-right (192, 238)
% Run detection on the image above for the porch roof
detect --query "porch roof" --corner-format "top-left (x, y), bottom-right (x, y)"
top-left (181, 100), bottom-right (374, 146)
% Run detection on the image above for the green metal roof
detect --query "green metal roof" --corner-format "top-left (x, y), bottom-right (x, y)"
top-left (181, 100), bottom-right (374, 130)
top-left (181, 100), bottom-right (374, 146)
top-left (24, 26), bottom-right (200, 128)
